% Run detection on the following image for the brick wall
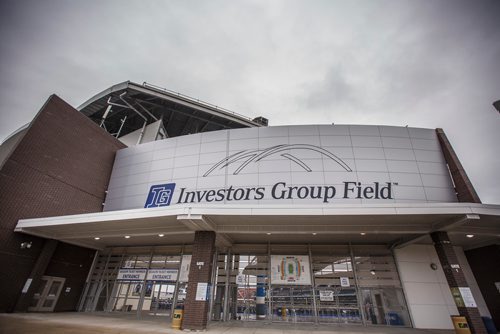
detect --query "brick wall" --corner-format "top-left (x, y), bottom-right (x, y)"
top-left (0, 95), bottom-right (125, 312)
top-left (45, 242), bottom-right (96, 312)
top-left (431, 232), bottom-right (487, 334)
top-left (182, 231), bottom-right (216, 330)
top-left (435, 128), bottom-right (481, 203)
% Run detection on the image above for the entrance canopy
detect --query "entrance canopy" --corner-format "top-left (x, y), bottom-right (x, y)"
top-left (15, 203), bottom-right (500, 251)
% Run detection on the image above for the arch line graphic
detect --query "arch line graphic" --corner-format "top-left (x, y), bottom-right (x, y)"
top-left (203, 144), bottom-right (352, 177)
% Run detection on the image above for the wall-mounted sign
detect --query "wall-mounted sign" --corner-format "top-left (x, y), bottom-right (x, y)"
top-left (179, 255), bottom-right (192, 282)
top-left (144, 183), bottom-right (176, 208)
top-left (143, 145), bottom-right (396, 207)
top-left (271, 255), bottom-right (311, 285)
top-left (195, 282), bottom-right (209, 301)
top-left (146, 269), bottom-right (178, 282)
top-left (149, 181), bottom-right (395, 207)
top-left (340, 277), bottom-right (350, 287)
top-left (117, 269), bottom-right (147, 281)
top-left (458, 287), bottom-right (477, 308)
top-left (319, 290), bottom-right (334, 301)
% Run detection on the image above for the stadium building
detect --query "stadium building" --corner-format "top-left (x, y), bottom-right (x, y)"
top-left (0, 81), bottom-right (499, 333)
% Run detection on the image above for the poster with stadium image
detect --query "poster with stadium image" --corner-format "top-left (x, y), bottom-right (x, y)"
top-left (270, 255), bottom-right (311, 285)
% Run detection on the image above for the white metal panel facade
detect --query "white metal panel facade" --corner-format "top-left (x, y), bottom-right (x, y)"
top-left (104, 125), bottom-right (456, 211)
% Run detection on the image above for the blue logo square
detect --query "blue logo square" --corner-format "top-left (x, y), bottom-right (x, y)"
top-left (144, 183), bottom-right (176, 208)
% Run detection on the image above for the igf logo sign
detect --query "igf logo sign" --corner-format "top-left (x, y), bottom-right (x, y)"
top-left (144, 183), bottom-right (176, 208)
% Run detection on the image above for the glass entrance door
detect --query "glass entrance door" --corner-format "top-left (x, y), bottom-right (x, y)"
top-left (110, 281), bottom-right (181, 317)
top-left (235, 283), bottom-right (257, 321)
top-left (271, 286), bottom-right (315, 323)
top-left (110, 281), bottom-right (142, 313)
top-left (149, 283), bottom-right (176, 316)
top-left (28, 276), bottom-right (66, 312)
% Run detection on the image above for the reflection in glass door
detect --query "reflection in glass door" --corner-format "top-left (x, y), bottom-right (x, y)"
top-left (353, 245), bottom-right (411, 327)
top-left (28, 276), bottom-right (66, 312)
top-left (337, 288), bottom-right (361, 323)
top-left (315, 287), bottom-right (361, 324)
top-left (212, 254), bottom-right (268, 322)
top-left (360, 288), bottom-right (409, 326)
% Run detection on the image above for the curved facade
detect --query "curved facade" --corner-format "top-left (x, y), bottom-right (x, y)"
top-left (105, 124), bottom-right (457, 212)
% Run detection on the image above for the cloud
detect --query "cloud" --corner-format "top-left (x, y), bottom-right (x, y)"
top-left (302, 66), bottom-right (356, 110)
top-left (0, 0), bottom-right (499, 202)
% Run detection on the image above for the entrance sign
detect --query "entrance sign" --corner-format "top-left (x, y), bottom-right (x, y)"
top-left (271, 255), bottom-right (311, 285)
top-left (196, 282), bottom-right (209, 301)
top-left (117, 269), bottom-right (147, 281)
top-left (146, 269), bottom-right (178, 282)
top-left (319, 290), bottom-right (334, 301)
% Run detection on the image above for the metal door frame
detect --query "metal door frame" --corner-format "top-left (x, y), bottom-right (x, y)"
top-left (28, 275), bottom-right (66, 312)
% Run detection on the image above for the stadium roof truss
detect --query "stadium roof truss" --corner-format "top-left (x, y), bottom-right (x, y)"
top-left (78, 81), bottom-right (265, 141)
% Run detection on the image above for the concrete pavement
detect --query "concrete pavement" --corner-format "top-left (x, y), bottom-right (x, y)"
top-left (0, 312), bottom-right (455, 334)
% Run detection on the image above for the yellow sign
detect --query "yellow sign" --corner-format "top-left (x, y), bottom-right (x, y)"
top-left (451, 316), bottom-right (471, 334)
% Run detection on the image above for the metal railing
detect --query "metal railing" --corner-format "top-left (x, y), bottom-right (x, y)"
top-left (142, 82), bottom-right (256, 123)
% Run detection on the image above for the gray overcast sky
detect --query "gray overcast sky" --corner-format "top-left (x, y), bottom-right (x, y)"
top-left (0, 0), bottom-right (499, 203)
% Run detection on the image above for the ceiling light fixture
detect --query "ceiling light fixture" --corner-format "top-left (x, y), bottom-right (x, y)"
top-left (370, 270), bottom-right (376, 275)
top-left (360, 232), bottom-right (366, 236)
top-left (312, 233), bottom-right (317, 235)
top-left (20, 241), bottom-right (32, 249)
top-left (124, 235), bottom-right (131, 239)
top-left (158, 234), bottom-right (165, 237)
top-left (94, 237), bottom-right (100, 240)
top-left (466, 234), bottom-right (474, 238)
top-left (266, 233), bottom-right (271, 235)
